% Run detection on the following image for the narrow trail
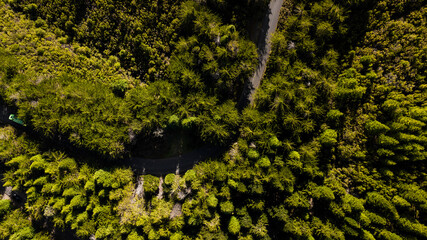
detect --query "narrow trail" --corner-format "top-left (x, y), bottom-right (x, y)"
top-left (0, 3), bottom-right (285, 240)
top-left (0, 0), bottom-right (285, 176)
top-left (239, 0), bottom-right (284, 108)
top-left (0, 104), bottom-right (222, 176)
top-left (125, 145), bottom-right (222, 176)
top-left (0, 104), bottom-right (11, 123)
top-left (129, 0), bottom-right (285, 175)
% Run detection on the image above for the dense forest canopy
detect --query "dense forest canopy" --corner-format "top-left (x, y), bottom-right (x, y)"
top-left (0, 0), bottom-right (426, 239)
top-left (0, 0), bottom-right (259, 158)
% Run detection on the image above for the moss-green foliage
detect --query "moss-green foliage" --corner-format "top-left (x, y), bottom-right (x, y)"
top-left (169, 1), bottom-right (257, 101)
top-left (0, 0), bottom-right (257, 157)
top-left (0, 200), bottom-right (11, 218)
top-left (220, 201), bottom-right (234, 214)
top-left (334, 0), bottom-right (427, 167)
top-left (3, 151), bottom-right (133, 239)
top-left (228, 216), bottom-right (240, 235)
top-left (0, 2), bottom-right (137, 158)
top-left (9, 0), bottom-right (265, 83)
top-left (0, 126), bottom-right (37, 162)
top-left (143, 175), bottom-right (160, 196)
top-left (0, 209), bottom-right (41, 239)
top-left (366, 192), bottom-right (399, 219)
top-left (0, 128), bottom-right (137, 238)
top-left (247, 149), bottom-right (260, 160)
top-left (319, 129), bottom-right (338, 146)
top-left (164, 173), bottom-right (176, 186)
top-left (206, 195), bottom-right (218, 208)
top-left (257, 156), bottom-right (271, 168)
top-left (230, 0), bottom-right (426, 238)
top-left (8, 0), bottom-right (181, 81)
top-left (312, 185), bottom-right (335, 201)
top-left (0, 0), bottom-right (426, 239)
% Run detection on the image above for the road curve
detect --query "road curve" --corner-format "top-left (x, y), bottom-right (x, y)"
top-left (0, 104), bottom-right (224, 176)
top-left (125, 145), bottom-right (224, 176)
top-left (0, 0), bottom-right (284, 175)
top-left (239, 0), bottom-right (284, 108)
top-left (131, 0), bottom-right (286, 174)
top-left (0, 104), bottom-right (10, 123)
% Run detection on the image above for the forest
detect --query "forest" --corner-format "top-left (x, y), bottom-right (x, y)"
top-left (0, 0), bottom-right (426, 239)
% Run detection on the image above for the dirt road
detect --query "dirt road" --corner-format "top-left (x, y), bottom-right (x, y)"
top-left (239, 0), bottom-right (284, 108)
top-left (125, 145), bottom-right (224, 176)
top-left (0, 104), bottom-right (224, 176)
top-left (0, 0), bottom-right (284, 175)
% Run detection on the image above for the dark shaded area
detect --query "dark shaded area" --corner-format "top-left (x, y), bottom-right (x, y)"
top-left (1, 103), bottom-right (225, 176)
top-left (52, 228), bottom-right (81, 240)
top-left (238, 0), bottom-right (284, 109)
top-left (335, 0), bottom-right (377, 57)
top-left (131, 128), bottom-right (203, 159)
top-left (204, 0), bottom-right (269, 36)
top-left (125, 144), bottom-right (226, 176)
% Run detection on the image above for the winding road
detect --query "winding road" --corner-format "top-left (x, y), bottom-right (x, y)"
top-left (125, 144), bottom-right (223, 175)
top-left (0, 104), bottom-right (223, 176)
top-left (0, 3), bottom-right (284, 240)
top-left (239, 0), bottom-right (284, 108)
top-left (0, 0), bottom-right (284, 176)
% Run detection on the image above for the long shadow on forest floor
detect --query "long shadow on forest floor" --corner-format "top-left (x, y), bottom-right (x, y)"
top-left (1, 102), bottom-right (226, 176)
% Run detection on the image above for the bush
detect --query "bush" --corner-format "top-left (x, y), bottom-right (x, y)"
top-left (326, 110), bottom-right (343, 123)
top-left (9, 226), bottom-right (35, 240)
top-left (316, 21), bottom-right (334, 39)
top-left (183, 169), bottom-right (196, 182)
top-left (312, 186), bottom-right (335, 201)
top-left (148, 229), bottom-right (160, 240)
top-left (289, 151), bottom-right (301, 161)
top-left (168, 115), bottom-right (180, 127)
top-left (110, 78), bottom-right (128, 97)
top-left (165, 173), bottom-right (176, 186)
top-left (35, 28), bottom-right (46, 38)
top-left (397, 218), bottom-right (427, 238)
top-left (181, 117), bottom-right (198, 129)
top-left (319, 129), bottom-right (338, 146)
top-left (144, 175), bottom-right (159, 195)
top-left (365, 121), bottom-right (390, 135)
top-left (0, 51), bottom-right (19, 80)
top-left (366, 192), bottom-right (398, 220)
top-left (247, 149), bottom-right (260, 160)
top-left (345, 194), bottom-right (364, 212)
top-left (378, 134), bottom-right (399, 146)
top-left (228, 216), bottom-right (241, 235)
top-left (220, 201), bottom-right (234, 214)
top-left (0, 199), bottom-right (11, 217)
top-left (34, 18), bottom-right (46, 29)
top-left (257, 157), bottom-right (271, 168)
top-left (207, 195), bottom-right (218, 208)
top-left (23, 3), bottom-right (37, 20)
top-left (392, 196), bottom-right (411, 209)
top-left (127, 230), bottom-right (144, 240)
top-left (365, 211), bottom-right (387, 227)
top-left (359, 213), bottom-right (371, 227)
top-left (285, 192), bottom-right (310, 209)
top-left (269, 136), bottom-right (281, 148)
top-left (287, 151), bottom-right (303, 171)
top-left (378, 230), bottom-right (403, 240)
top-left (94, 170), bottom-right (113, 188)
top-left (227, 179), bottom-right (238, 188)
top-left (360, 55), bottom-right (376, 68)
top-left (69, 195), bottom-right (86, 209)
top-left (170, 232), bottom-right (183, 240)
